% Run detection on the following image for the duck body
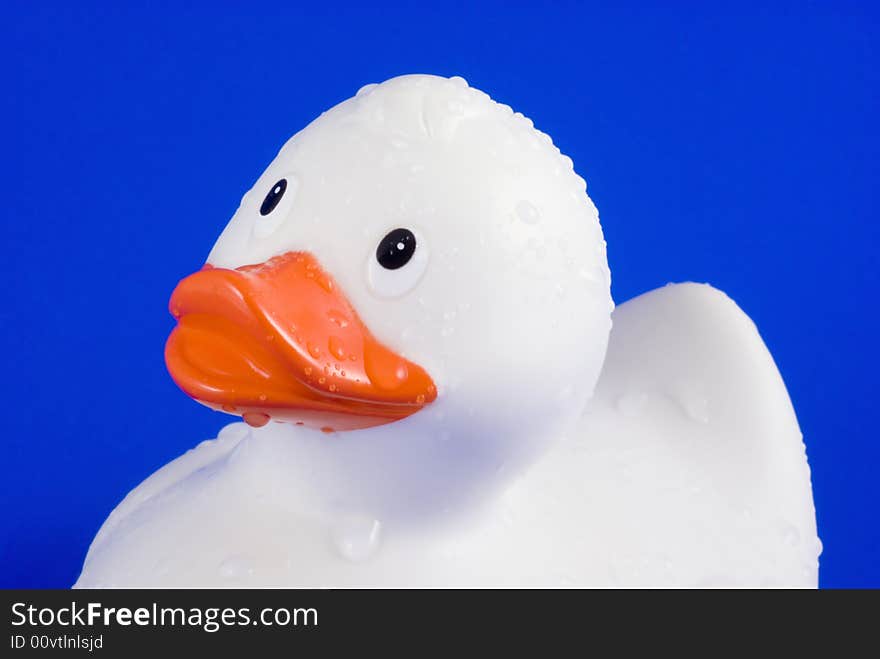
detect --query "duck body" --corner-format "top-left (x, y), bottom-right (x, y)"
top-left (75, 75), bottom-right (819, 587)
top-left (77, 283), bottom-right (818, 587)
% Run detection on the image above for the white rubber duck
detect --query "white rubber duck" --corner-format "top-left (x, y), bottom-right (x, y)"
top-left (75, 75), bottom-right (819, 588)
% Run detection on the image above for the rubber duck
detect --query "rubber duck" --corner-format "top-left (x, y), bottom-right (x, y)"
top-left (75, 75), bottom-right (818, 587)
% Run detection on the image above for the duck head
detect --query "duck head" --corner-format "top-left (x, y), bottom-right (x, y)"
top-left (165, 75), bottom-right (613, 511)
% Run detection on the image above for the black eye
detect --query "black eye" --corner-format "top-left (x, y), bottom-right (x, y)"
top-left (376, 228), bottom-right (417, 270)
top-left (260, 179), bottom-right (287, 216)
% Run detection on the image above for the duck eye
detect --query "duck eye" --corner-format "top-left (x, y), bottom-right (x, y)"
top-left (376, 228), bottom-right (416, 270)
top-left (260, 179), bottom-right (287, 216)
top-left (367, 227), bottom-right (428, 298)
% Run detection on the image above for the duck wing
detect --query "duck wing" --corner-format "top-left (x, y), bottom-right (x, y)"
top-left (565, 282), bottom-right (820, 586)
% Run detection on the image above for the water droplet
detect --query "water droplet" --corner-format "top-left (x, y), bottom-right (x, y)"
top-left (327, 309), bottom-right (349, 328)
top-left (332, 516), bottom-right (382, 563)
top-left (780, 523), bottom-right (801, 547)
top-left (317, 274), bottom-right (334, 293)
top-left (328, 336), bottom-right (347, 360)
top-left (243, 412), bottom-right (270, 428)
top-left (364, 351), bottom-right (409, 391)
top-left (308, 343), bottom-right (322, 359)
top-left (679, 391), bottom-right (709, 424)
top-left (515, 200), bottom-right (540, 224)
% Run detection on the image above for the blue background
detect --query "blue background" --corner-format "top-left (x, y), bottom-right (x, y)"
top-left (1, 1), bottom-right (877, 588)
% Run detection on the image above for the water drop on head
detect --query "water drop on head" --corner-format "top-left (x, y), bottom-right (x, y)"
top-left (516, 200), bottom-right (541, 225)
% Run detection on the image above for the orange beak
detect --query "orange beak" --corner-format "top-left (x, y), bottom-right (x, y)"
top-left (164, 252), bottom-right (436, 431)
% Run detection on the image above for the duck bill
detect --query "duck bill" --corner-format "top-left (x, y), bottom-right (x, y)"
top-left (164, 251), bottom-right (436, 431)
